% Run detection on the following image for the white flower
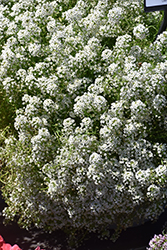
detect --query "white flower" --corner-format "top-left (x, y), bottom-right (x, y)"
top-left (107, 7), bottom-right (123, 23)
top-left (62, 0), bottom-right (87, 22)
top-left (153, 94), bottom-right (166, 111)
top-left (155, 164), bottom-right (167, 183)
top-left (31, 128), bottom-right (54, 163)
top-left (109, 101), bottom-right (125, 118)
top-left (89, 152), bottom-right (103, 165)
top-left (6, 21), bottom-right (18, 35)
top-left (135, 169), bottom-right (151, 186)
top-left (147, 184), bottom-right (161, 200)
top-left (115, 34), bottom-right (132, 49)
top-left (130, 100), bottom-right (148, 122)
top-left (123, 170), bottom-right (134, 184)
top-left (101, 49), bottom-right (112, 61)
top-left (74, 93), bottom-right (107, 117)
top-left (80, 117), bottom-right (93, 131)
top-left (63, 118), bottom-right (75, 128)
top-left (123, 122), bottom-right (144, 139)
top-left (155, 31), bottom-right (167, 50)
top-left (48, 179), bottom-right (58, 197)
top-left (28, 43), bottom-right (41, 57)
top-left (43, 99), bottom-right (59, 114)
top-left (133, 24), bottom-right (149, 40)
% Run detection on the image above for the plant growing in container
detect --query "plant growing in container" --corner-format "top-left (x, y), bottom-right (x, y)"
top-left (0, 0), bottom-right (167, 247)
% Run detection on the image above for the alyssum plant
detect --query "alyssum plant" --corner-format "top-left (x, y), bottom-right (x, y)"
top-left (0, 0), bottom-right (167, 246)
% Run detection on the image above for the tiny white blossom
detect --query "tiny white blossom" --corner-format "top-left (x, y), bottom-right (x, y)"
top-left (147, 184), bottom-right (161, 200)
top-left (133, 24), bottom-right (149, 40)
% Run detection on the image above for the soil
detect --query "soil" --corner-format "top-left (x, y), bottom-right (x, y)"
top-left (1, 192), bottom-right (167, 250)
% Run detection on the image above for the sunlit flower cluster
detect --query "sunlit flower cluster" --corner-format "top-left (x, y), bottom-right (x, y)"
top-left (0, 0), bottom-right (167, 244)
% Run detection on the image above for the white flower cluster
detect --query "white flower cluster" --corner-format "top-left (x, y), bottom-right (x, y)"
top-left (0, 0), bottom-right (167, 244)
top-left (133, 24), bottom-right (149, 40)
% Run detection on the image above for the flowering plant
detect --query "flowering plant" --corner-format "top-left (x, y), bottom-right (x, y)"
top-left (0, 235), bottom-right (21, 250)
top-left (0, 0), bottom-right (167, 246)
top-left (0, 235), bottom-right (43, 250)
top-left (147, 233), bottom-right (167, 250)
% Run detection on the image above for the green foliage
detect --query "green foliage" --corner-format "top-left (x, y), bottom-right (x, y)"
top-left (0, 88), bottom-right (15, 133)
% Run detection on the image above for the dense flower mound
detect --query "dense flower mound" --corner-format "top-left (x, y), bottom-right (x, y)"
top-left (0, 0), bottom-right (167, 244)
